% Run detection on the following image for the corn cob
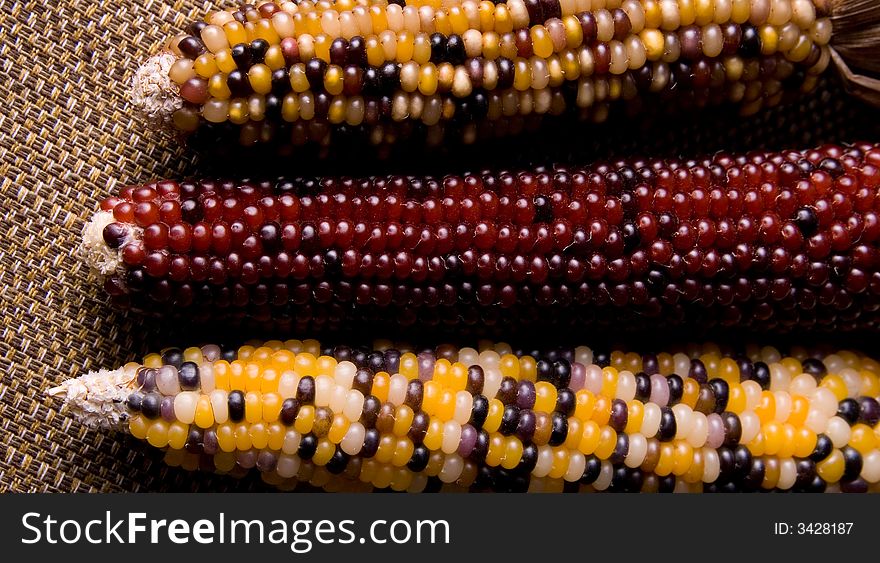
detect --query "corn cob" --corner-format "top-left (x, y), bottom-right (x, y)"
top-left (83, 142), bottom-right (880, 333)
top-left (182, 74), bottom-right (880, 174)
top-left (131, 0), bottom-right (845, 152)
top-left (50, 339), bottom-right (880, 492)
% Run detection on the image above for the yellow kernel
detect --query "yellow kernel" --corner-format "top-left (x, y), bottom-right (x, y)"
top-left (594, 426), bottom-right (617, 459)
top-left (224, 22), bottom-right (248, 46)
top-left (418, 63), bottom-right (439, 95)
top-left (435, 9), bottom-right (452, 35)
top-left (328, 98), bottom-right (346, 124)
top-left (316, 355), bottom-right (337, 376)
top-left (574, 390), bottom-right (596, 421)
top-left (268, 422), bottom-right (286, 451)
top-left (262, 392), bottom-right (282, 422)
top-left (531, 25), bottom-right (554, 58)
top-left (789, 396), bottom-right (809, 426)
top-left (861, 370), bottom-right (880, 397)
top-left (449, 6), bottom-right (468, 35)
top-left (483, 31), bottom-right (501, 59)
top-left (672, 442), bottom-right (695, 476)
top-left (248, 63), bottom-right (272, 94)
top-left (519, 356), bottom-right (537, 381)
top-left (727, 383), bottom-right (746, 414)
top-left (254, 18), bottom-right (280, 44)
top-left (366, 36), bottom-right (384, 66)
top-left (654, 443), bottom-right (676, 476)
top-left (534, 382), bottom-right (558, 413)
top-left (548, 447), bottom-right (571, 479)
top-left (294, 405), bottom-right (315, 434)
top-left (513, 58), bottom-right (531, 90)
top-left (495, 5), bottom-right (513, 33)
top-left (209, 73), bottom-right (232, 99)
top-left (501, 436), bottom-right (524, 470)
top-left (324, 65), bottom-right (344, 95)
top-left (682, 378), bottom-right (700, 409)
top-left (314, 35), bottom-right (331, 63)
top-left (400, 353), bottom-right (419, 379)
top-left (755, 391), bottom-right (776, 423)
top-left (143, 354), bottom-right (162, 368)
top-left (777, 423), bottom-right (797, 459)
top-left (433, 359), bottom-right (452, 388)
top-left (213, 361), bottom-right (231, 390)
top-left (565, 417), bottom-right (582, 450)
top-left (484, 399), bottom-right (504, 433)
top-left (265, 45), bottom-right (285, 70)
top-left (370, 5), bottom-right (388, 33)
top-left (625, 400), bottom-right (644, 434)
top-left (129, 415), bottom-right (148, 440)
top-left (643, 0), bottom-right (662, 28)
top-left (237, 345), bottom-right (255, 360)
top-left (577, 420), bottom-right (601, 454)
top-left (394, 405), bottom-right (415, 436)
top-left (313, 438), bottom-right (335, 466)
top-left (413, 33), bottom-right (432, 64)
top-left (282, 93), bottom-right (300, 121)
top-left (437, 390), bottom-right (456, 421)
top-left (146, 420), bottom-right (170, 448)
top-left (816, 449), bottom-right (845, 483)
top-left (194, 54), bottom-right (218, 79)
top-left (215, 49), bottom-right (237, 73)
top-left (601, 367), bottom-right (619, 398)
top-left (250, 422), bottom-right (269, 449)
top-left (374, 372), bottom-right (392, 404)
top-left (679, 0), bottom-right (696, 26)
top-left (216, 423), bottom-right (236, 452)
top-left (563, 16), bottom-right (583, 49)
top-left (422, 380), bottom-right (442, 415)
top-left (449, 363), bottom-right (468, 391)
top-left (397, 31), bottom-right (415, 62)
top-left (392, 438), bottom-right (415, 467)
top-left (499, 354), bottom-right (520, 379)
top-left (485, 433), bottom-right (505, 466)
top-left (245, 363), bottom-right (263, 392)
top-left (793, 427), bottom-right (817, 458)
top-left (763, 421), bottom-right (783, 455)
top-left (759, 25), bottom-right (779, 55)
top-left (290, 64), bottom-right (310, 92)
top-left (295, 352), bottom-right (318, 377)
top-left (194, 395), bottom-right (214, 429)
top-left (849, 424), bottom-right (877, 454)
top-left (592, 395), bottom-right (612, 426)
top-left (423, 417), bottom-right (444, 451)
top-left (328, 414), bottom-right (350, 444)
top-left (820, 374), bottom-right (848, 402)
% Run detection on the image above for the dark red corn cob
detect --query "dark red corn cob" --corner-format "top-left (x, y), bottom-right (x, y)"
top-left (82, 143), bottom-right (880, 334)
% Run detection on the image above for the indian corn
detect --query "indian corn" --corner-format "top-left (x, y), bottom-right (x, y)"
top-left (82, 142), bottom-right (880, 332)
top-left (50, 339), bottom-right (880, 492)
top-left (131, 0), bottom-right (837, 150)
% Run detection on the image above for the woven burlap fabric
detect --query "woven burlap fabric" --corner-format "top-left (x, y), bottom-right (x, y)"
top-left (0, 0), bottom-right (273, 493)
top-left (2, 1), bottom-right (880, 492)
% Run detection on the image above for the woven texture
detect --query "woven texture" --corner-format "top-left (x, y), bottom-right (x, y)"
top-left (0, 0), bottom-right (258, 493)
top-left (2, 1), bottom-right (880, 492)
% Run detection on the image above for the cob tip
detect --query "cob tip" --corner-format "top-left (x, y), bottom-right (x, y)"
top-left (80, 210), bottom-right (129, 277)
top-left (47, 368), bottom-right (133, 432)
top-left (129, 52), bottom-right (181, 128)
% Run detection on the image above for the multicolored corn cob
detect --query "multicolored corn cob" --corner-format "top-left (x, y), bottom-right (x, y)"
top-left (50, 339), bottom-right (880, 492)
top-left (82, 143), bottom-right (880, 333)
top-left (132, 0), bottom-right (843, 151)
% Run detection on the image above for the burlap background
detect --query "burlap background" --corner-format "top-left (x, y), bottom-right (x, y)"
top-left (0, 0), bottom-right (273, 493)
top-left (2, 1), bottom-right (879, 492)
